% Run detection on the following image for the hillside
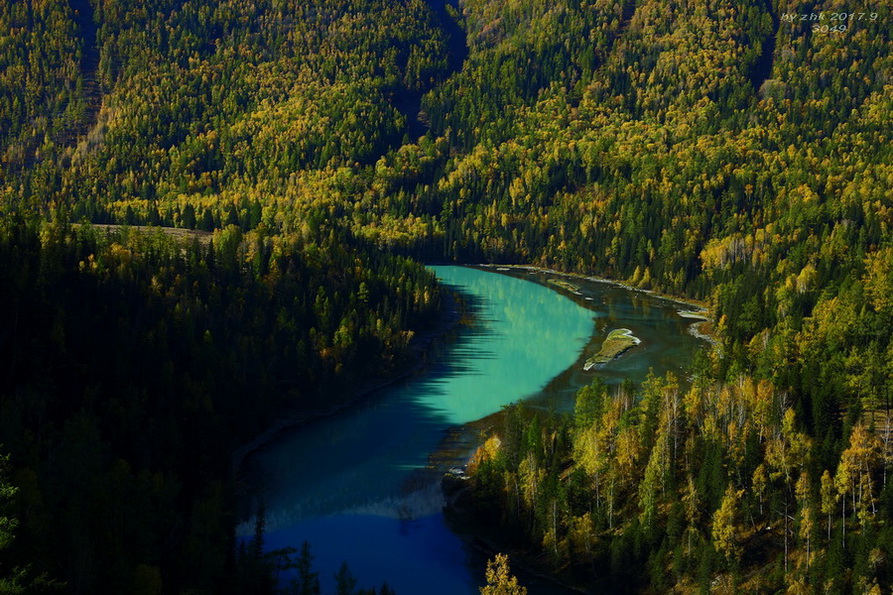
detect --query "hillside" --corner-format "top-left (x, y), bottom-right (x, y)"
top-left (1, 0), bottom-right (891, 591)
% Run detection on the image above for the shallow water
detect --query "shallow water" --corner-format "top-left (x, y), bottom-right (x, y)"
top-left (240, 265), bottom-right (705, 593)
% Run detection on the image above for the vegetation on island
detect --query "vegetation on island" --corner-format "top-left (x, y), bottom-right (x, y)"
top-left (583, 328), bottom-right (641, 369)
top-left (1, 0), bottom-right (892, 591)
top-left (545, 278), bottom-right (581, 294)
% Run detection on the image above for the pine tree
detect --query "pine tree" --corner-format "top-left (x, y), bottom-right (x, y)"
top-left (334, 561), bottom-right (357, 595)
top-left (296, 541), bottom-right (320, 595)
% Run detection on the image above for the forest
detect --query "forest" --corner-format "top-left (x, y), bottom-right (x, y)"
top-left (0, 218), bottom-right (440, 592)
top-left (0, 0), bottom-right (891, 591)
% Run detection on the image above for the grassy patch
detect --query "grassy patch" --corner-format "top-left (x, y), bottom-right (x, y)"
top-left (547, 278), bottom-right (582, 293)
top-left (583, 328), bottom-right (640, 370)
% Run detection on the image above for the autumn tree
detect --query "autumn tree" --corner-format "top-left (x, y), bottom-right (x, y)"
top-left (712, 484), bottom-right (743, 564)
top-left (480, 554), bottom-right (527, 595)
top-left (835, 425), bottom-right (881, 541)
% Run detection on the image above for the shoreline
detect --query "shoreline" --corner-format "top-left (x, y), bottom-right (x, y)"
top-left (443, 473), bottom-right (595, 595)
top-left (477, 263), bottom-right (717, 343)
top-left (440, 263), bottom-right (719, 593)
top-left (233, 261), bottom-right (712, 592)
top-left (234, 261), bottom-right (716, 475)
top-left (477, 263), bottom-right (710, 312)
top-left (463, 532), bottom-right (593, 594)
top-left (231, 285), bottom-right (462, 476)
top-left (688, 319), bottom-right (718, 345)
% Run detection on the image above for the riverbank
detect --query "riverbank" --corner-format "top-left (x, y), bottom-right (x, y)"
top-left (231, 285), bottom-right (463, 475)
top-left (237, 265), bottom-right (601, 593)
top-left (478, 263), bottom-right (717, 342)
top-left (437, 405), bottom-right (596, 594)
top-left (442, 459), bottom-right (597, 595)
top-left (436, 263), bottom-right (719, 593)
top-left (479, 263), bottom-right (709, 309)
top-left (458, 529), bottom-right (593, 594)
top-left (235, 260), bottom-right (708, 476)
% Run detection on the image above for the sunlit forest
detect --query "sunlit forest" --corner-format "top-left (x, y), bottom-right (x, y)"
top-left (1, 0), bottom-right (891, 592)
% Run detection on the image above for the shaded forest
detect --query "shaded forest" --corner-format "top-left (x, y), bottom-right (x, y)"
top-left (0, 219), bottom-right (440, 592)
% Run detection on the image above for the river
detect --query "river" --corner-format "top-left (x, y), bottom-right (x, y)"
top-left (238, 265), bottom-right (706, 593)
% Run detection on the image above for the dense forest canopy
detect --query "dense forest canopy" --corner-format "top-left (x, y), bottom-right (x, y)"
top-left (0, 218), bottom-right (441, 592)
top-left (0, 0), bottom-right (891, 591)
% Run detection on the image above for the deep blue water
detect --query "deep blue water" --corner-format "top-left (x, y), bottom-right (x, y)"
top-left (240, 266), bottom-right (705, 593)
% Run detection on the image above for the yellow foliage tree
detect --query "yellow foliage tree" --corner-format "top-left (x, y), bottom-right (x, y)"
top-left (480, 554), bottom-right (527, 595)
top-left (712, 484), bottom-right (744, 563)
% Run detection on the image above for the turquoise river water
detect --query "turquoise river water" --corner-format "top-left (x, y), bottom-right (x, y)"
top-left (239, 265), bottom-right (706, 593)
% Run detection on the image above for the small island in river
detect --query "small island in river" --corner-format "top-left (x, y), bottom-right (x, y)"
top-left (546, 277), bottom-right (582, 293)
top-left (583, 328), bottom-right (641, 370)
